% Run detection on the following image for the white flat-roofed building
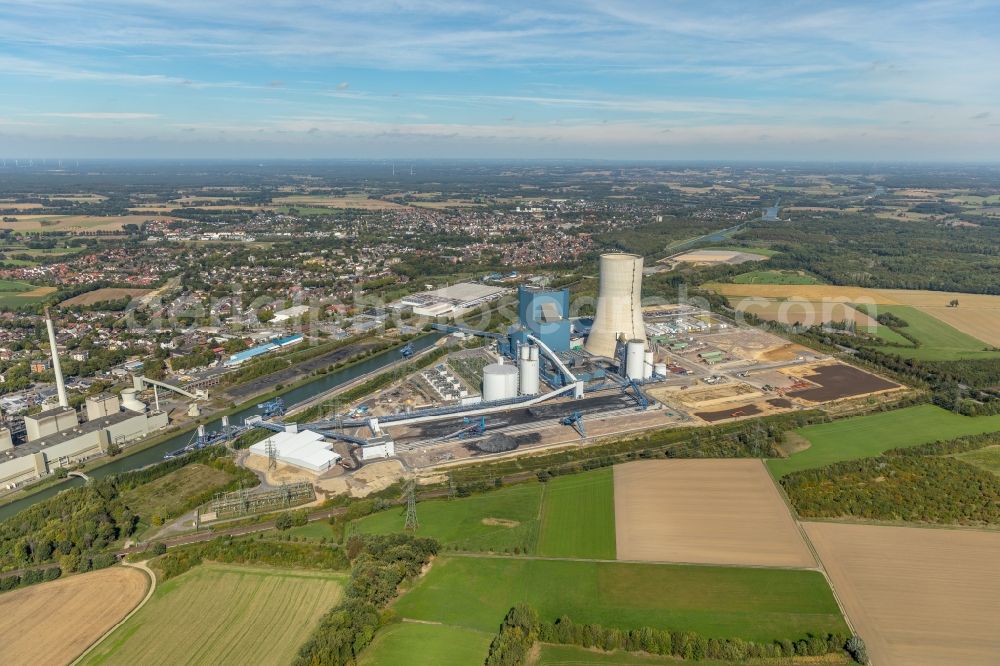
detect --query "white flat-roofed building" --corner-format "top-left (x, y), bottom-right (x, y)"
top-left (249, 429), bottom-right (341, 473)
top-left (395, 282), bottom-right (508, 318)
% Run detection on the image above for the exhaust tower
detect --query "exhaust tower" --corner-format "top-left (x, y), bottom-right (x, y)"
top-left (44, 308), bottom-right (69, 408)
top-left (584, 253), bottom-right (646, 358)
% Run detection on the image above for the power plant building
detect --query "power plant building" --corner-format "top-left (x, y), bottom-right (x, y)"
top-left (512, 285), bottom-right (571, 352)
top-left (24, 406), bottom-right (78, 442)
top-left (585, 253), bottom-right (646, 358)
top-left (0, 409), bottom-right (168, 489)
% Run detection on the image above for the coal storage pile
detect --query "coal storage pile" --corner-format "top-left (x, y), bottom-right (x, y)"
top-left (473, 433), bottom-right (519, 453)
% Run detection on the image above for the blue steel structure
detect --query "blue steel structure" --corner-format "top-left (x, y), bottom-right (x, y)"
top-left (510, 285), bottom-right (570, 353)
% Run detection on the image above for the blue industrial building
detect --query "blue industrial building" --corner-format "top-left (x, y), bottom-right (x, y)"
top-left (510, 285), bottom-right (571, 353)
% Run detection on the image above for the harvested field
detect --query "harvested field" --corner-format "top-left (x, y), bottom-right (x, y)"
top-left (916, 306), bottom-right (1000, 347)
top-left (695, 403), bottom-right (761, 421)
top-left (734, 298), bottom-right (877, 328)
top-left (707, 283), bottom-right (1000, 311)
top-left (784, 363), bottom-right (899, 402)
top-left (83, 564), bottom-right (343, 666)
top-left (2, 214), bottom-right (166, 232)
top-left (0, 566), bottom-right (149, 666)
top-left (613, 460), bottom-right (815, 567)
top-left (804, 523), bottom-right (1000, 666)
top-left (61, 287), bottom-right (152, 306)
top-left (272, 194), bottom-right (405, 209)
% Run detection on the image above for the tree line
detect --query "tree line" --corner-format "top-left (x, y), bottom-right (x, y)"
top-left (293, 533), bottom-right (438, 665)
top-left (483, 604), bottom-right (868, 665)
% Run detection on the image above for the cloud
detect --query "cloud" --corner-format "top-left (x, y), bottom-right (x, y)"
top-left (336, 82), bottom-right (350, 90)
top-left (38, 112), bottom-right (160, 120)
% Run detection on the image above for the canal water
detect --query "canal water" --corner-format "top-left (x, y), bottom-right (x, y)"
top-left (0, 333), bottom-right (441, 522)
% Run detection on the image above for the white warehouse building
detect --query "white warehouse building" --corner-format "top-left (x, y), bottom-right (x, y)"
top-left (249, 429), bottom-right (341, 473)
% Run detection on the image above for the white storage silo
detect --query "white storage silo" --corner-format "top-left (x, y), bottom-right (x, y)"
top-left (625, 340), bottom-right (645, 380)
top-left (483, 361), bottom-right (519, 401)
top-left (585, 253), bottom-right (646, 358)
top-left (643, 351), bottom-right (654, 380)
top-left (654, 362), bottom-right (667, 377)
top-left (518, 345), bottom-right (540, 396)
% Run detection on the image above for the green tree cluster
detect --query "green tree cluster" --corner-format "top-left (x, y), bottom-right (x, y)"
top-left (293, 533), bottom-right (438, 666)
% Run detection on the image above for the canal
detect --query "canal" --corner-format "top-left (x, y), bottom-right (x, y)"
top-left (0, 333), bottom-right (441, 522)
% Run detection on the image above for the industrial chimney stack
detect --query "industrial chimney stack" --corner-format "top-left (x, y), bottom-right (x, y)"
top-left (584, 253), bottom-right (646, 358)
top-left (44, 307), bottom-right (69, 408)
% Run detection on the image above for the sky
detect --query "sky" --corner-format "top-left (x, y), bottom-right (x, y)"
top-left (0, 0), bottom-right (998, 160)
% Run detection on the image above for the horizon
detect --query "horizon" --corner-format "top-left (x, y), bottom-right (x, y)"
top-left (1, 1), bottom-right (998, 160)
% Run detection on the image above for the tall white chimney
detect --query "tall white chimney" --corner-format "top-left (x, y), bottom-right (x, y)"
top-left (45, 307), bottom-right (69, 408)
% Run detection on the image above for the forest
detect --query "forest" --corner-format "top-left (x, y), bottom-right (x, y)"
top-left (781, 432), bottom-right (1000, 525)
top-left (737, 214), bottom-right (1000, 294)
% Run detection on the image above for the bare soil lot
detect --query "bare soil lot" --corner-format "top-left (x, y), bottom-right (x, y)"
top-left (804, 523), bottom-right (1000, 666)
top-left (0, 566), bottom-right (149, 665)
top-left (785, 364), bottom-right (899, 402)
top-left (695, 403), bottom-right (762, 422)
top-left (614, 460), bottom-right (815, 567)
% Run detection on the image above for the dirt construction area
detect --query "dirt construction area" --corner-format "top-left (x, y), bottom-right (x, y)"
top-left (782, 363), bottom-right (899, 402)
top-left (0, 566), bottom-right (149, 665)
top-left (613, 460), bottom-right (815, 568)
top-left (804, 523), bottom-right (1000, 666)
top-left (697, 329), bottom-right (817, 363)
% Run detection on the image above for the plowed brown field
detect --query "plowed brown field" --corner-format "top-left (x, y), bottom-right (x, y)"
top-left (804, 523), bottom-right (1000, 666)
top-left (614, 460), bottom-right (815, 567)
top-left (0, 566), bottom-right (149, 666)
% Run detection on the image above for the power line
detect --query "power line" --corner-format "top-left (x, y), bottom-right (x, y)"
top-left (404, 479), bottom-right (419, 531)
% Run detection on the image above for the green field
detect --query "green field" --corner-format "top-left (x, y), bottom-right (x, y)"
top-left (351, 467), bottom-right (616, 557)
top-left (731, 270), bottom-right (820, 285)
top-left (359, 622), bottom-right (492, 666)
top-left (83, 564), bottom-right (344, 665)
top-left (868, 305), bottom-right (999, 361)
top-left (394, 556), bottom-right (847, 643)
top-left (123, 463), bottom-right (233, 524)
top-left (538, 468), bottom-right (616, 559)
top-left (351, 481), bottom-right (544, 553)
top-left (953, 445), bottom-right (1000, 476)
top-left (0, 278), bottom-right (51, 308)
top-left (768, 405), bottom-right (1000, 477)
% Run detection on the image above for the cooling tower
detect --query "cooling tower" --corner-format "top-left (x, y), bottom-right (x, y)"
top-left (585, 253), bottom-right (646, 358)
